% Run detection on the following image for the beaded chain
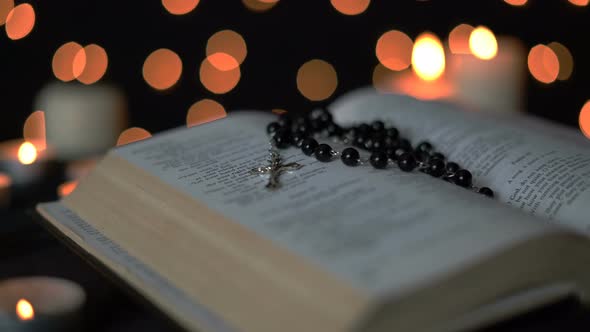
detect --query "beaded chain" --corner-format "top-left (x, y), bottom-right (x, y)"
top-left (265, 109), bottom-right (494, 198)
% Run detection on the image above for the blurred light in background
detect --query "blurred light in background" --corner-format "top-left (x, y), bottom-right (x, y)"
top-left (448, 24), bottom-right (474, 55)
top-left (271, 108), bottom-right (288, 115)
top-left (17, 142), bottom-right (37, 165)
top-left (186, 99), bottom-right (226, 127)
top-left (469, 26), bottom-right (498, 60)
top-left (568, 0), bottom-right (589, 6)
top-left (411, 33), bottom-right (445, 81)
top-left (199, 53), bottom-right (241, 94)
top-left (23, 110), bottom-right (46, 151)
top-left (372, 63), bottom-right (396, 93)
top-left (161, 0), bottom-right (200, 15)
top-left (580, 101), bottom-right (590, 139)
top-left (242, 0), bottom-right (279, 12)
top-left (73, 44), bottom-right (108, 85)
top-left (528, 44), bottom-right (559, 84)
top-left (504, 0), bottom-right (527, 6)
top-left (376, 30), bottom-right (413, 71)
top-left (296, 59), bottom-right (338, 101)
top-left (143, 48), bottom-right (183, 90)
top-left (116, 127), bottom-right (152, 146)
top-left (53, 42), bottom-right (84, 82)
top-left (547, 42), bottom-right (574, 81)
top-left (57, 180), bottom-right (78, 197)
top-left (5, 3), bottom-right (34, 40)
top-left (206, 30), bottom-right (247, 65)
top-left (0, 0), bottom-right (14, 25)
top-left (330, 0), bottom-right (371, 15)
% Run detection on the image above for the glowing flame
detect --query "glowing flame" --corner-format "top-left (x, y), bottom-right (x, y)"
top-left (16, 299), bottom-right (34, 321)
top-left (17, 142), bottom-right (37, 165)
top-left (469, 26), bottom-right (498, 60)
top-left (58, 180), bottom-right (78, 197)
top-left (411, 33), bottom-right (445, 81)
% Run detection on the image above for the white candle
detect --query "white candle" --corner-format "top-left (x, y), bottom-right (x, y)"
top-left (34, 82), bottom-right (128, 160)
top-left (448, 36), bottom-right (526, 113)
top-left (0, 277), bottom-right (86, 331)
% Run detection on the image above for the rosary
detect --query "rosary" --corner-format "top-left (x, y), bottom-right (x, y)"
top-left (251, 108), bottom-right (494, 198)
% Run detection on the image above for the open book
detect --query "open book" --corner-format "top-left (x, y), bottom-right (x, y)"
top-left (37, 88), bottom-right (590, 332)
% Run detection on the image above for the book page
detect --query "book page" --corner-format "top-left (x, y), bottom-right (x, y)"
top-left (114, 111), bottom-right (550, 295)
top-left (331, 88), bottom-right (590, 231)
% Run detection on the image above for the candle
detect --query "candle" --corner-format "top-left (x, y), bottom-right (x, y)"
top-left (34, 82), bottom-right (128, 161)
top-left (0, 277), bottom-right (86, 332)
top-left (448, 36), bottom-right (526, 113)
top-left (0, 140), bottom-right (46, 189)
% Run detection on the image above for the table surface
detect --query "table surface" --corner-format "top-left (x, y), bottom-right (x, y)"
top-left (1, 208), bottom-right (590, 332)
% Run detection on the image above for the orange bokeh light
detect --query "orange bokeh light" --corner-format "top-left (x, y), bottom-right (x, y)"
top-left (528, 44), bottom-right (559, 84)
top-left (580, 101), bottom-right (590, 139)
top-left (242, 0), bottom-right (279, 12)
top-left (372, 63), bottom-right (396, 93)
top-left (143, 48), bottom-right (183, 90)
top-left (73, 44), bottom-right (108, 85)
top-left (23, 110), bottom-right (46, 151)
top-left (0, 0), bottom-right (14, 25)
top-left (199, 53), bottom-right (241, 94)
top-left (206, 30), bottom-right (247, 66)
top-left (376, 30), bottom-right (413, 71)
top-left (272, 108), bottom-right (288, 115)
top-left (5, 3), bottom-right (35, 40)
top-left (412, 32), bottom-right (445, 81)
top-left (58, 180), bottom-right (78, 197)
top-left (330, 0), bottom-right (370, 15)
top-left (17, 142), bottom-right (37, 165)
top-left (448, 24), bottom-right (474, 55)
top-left (117, 127), bottom-right (152, 146)
top-left (52, 42), bottom-right (84, 82)
top-left (296, 59), bottom-right (338, 101)
top-left (0, 172), bottom-right (11, 188)
top-left (162, 0), bottom-right (200, 15)
top-left (186, 99), bottom-right (227, 127)
top-left (469, 26), bottom-right (498, 60)
top-left (504, 0), bottom-right (527, 5)
top-left (548, 42), bottom-right (574, 81)
top-left (16, 299), bottom-right (34, 321)
top-left (569, 0), bottom-right (589, 6)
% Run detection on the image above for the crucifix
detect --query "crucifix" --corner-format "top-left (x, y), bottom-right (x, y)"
top-left (250, 147), bottom-right (303, 190)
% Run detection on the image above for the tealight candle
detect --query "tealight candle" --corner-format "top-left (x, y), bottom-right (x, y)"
top-left (0, 277), bottom-right (86, 332)
top-left (0, 140), bottom-right (47, 189)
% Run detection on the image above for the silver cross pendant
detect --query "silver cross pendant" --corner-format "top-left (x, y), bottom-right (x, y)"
top-left (250, 147), bottom-right (303, 190)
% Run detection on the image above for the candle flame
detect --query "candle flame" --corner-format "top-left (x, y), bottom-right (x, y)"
top-left (469, 26), bottom-right (498, 60)
top-left (16, 299), bottom-right (34, 321)
top-left (17, 141), bottom-right (37, 165)
top-left (411, 33), bottom-right (445, 81)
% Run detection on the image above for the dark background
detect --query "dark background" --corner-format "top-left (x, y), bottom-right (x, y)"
top-left (1, 0), bottom-right (589, 140)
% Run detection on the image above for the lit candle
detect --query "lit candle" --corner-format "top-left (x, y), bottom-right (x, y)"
top-left (0, 277), bottom-right (86, 332)
top-left (0, 140), bottom-right (46, 189)
top-left (448, 34), bottom-right (526, 113)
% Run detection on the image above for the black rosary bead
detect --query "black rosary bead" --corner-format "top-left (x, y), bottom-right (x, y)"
top-left (357, 123), bottom-right (371, 135)
top-left (272, 129), bottom-right (291, 149)
top-left (385, 127), bottom-right (399, 140)
top-left (326, 123), bottom-right (343, 137)
top-left (369, 151), bottom-right (388, 169)
top-left (341, 147), bottom-right (360, 166)
top-left (446, 162), bottom-right (459, 174)
top-left (397, 138), bottom-right (412, 151)
top-left (428, 158), bottom-right (446, 177)
top-left (277, 114), bottom-right (292, 128)
top-left (454, 169), bottom-right (472, 187)
top-left (315, 144), bottom-right (334, 162)
top-left (478, 187), bottom-right (494, 198)
top-left (393, 147), bottom-right (409, 160)
top-left (431, 152), bottom-right (445, 161)
top-left (301, 137), bottom-right (318, 156)
top-left (353, 135), bottom-right (367, 149)
top-left (370, 138), bottom-right (386, 152)
top-left (416, 141), bottom-right (433, 154)
top-left (292, 132), bottom-right (306, 148)
top-left (267, 122), bottom-right (281, 136)
top-left (397, 152), bottom-right (416, 172)
top-left (371, 120), bottom-right (385, 132)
